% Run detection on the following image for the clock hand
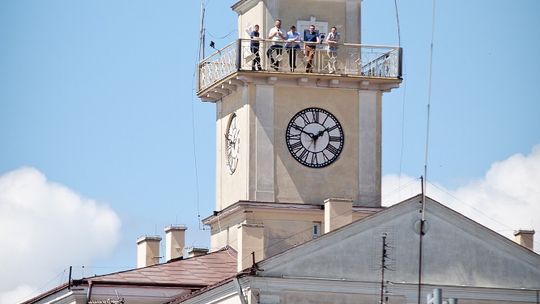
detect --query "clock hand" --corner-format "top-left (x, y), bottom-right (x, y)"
top-left (292, 125), bottom-right (315, 138)
top-left (312, 128), bottom-right (328, 141)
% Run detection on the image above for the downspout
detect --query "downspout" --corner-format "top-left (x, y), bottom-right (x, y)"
top-left (234, 277), bottom-right (248, 304)
top-left (86, 280), bottom-right (93, 304)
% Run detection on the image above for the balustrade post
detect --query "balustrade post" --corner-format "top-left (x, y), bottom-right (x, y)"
top-left (236, 39), bottom-right (241, 72)
top-left (398, 47), bottom-right (403, 79)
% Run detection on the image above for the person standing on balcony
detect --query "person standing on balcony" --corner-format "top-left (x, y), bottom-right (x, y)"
top-left (304, 24), bottom-right (320, 73)
top-left (285, 25), bottom-right (301, 72)
top-left (250, 24), bottom-right (262, 71)
top-left (267, 19), bottom-right (287, 71)
top-left (325, 26), bottom-right (340, 73)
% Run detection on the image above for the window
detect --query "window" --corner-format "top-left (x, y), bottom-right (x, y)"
top-left (312, 222), bottom-right (322, 239)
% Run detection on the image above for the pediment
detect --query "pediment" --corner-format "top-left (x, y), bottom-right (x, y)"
top-left (258, 195), bottom-right (540, 289)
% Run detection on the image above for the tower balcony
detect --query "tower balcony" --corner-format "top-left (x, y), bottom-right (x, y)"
top-left (197, 39), bottom-right (402, 102)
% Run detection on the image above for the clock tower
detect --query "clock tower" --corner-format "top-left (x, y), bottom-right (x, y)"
top-left (197, 0), bottom-right (401, 270)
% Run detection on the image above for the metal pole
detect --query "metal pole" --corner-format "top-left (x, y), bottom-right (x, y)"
top-left (199, 2), bottom-right (206, 61)
top-left (418, 176), bottom-right (425, 304)
top-left (68, 266), bottom-right (72, 290)
top-left (380, 234), bottom-right (387, 304)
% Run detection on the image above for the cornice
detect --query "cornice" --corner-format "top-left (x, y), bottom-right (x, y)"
top-left (231, 0), bottom-right (260, 14)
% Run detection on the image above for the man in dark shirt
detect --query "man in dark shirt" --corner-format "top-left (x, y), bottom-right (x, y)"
top-left (304, 24), bottom-right (320, 73)
top-left (250, 25), bottom-right (262, 71)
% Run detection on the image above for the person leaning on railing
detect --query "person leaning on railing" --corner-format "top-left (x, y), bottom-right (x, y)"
top-left (325, 26), bottom-right (340, 74)
top-left (267, 19), bottom-right (287, 71)
top-left (249, 24), bottom-right (262, 71)
top-left (285, 25), bottom-right (301, 72)
top-left (304, 24), bottom-right (321, 73)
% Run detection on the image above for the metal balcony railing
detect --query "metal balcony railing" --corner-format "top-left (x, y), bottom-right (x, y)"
top-left (198, 39), bottom-right (402, 92)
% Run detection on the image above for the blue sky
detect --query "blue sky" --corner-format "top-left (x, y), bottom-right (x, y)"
top-left (1, 0), bottom-right (539, 302)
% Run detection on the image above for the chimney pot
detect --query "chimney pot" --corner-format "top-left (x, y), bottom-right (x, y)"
top-left (136, 235), bottom-right (161, 268)
top-left (164, 225), bottom-right (187, 262)
top-left (514, 229), bottom-right (535, 251)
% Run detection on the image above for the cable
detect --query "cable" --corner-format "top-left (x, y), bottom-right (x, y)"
top-left (423, 0), bottom-right (437, 221)
top-left (192, 3), bottom-right (204, 229)
top-left (397, 69), bottom-right (407, 198)
top-left (427, 181), bottom-right (540, 250)
top-left (18, 268), bottom-right (67, 303)
top-left (206, 29), bottom-right (236, 40)
top-left (419, 1), bottom-right (437, 303)
top-left (191, 68), bottom-right (203, 230)
top-left (393, 0), bottom-right (402, 47)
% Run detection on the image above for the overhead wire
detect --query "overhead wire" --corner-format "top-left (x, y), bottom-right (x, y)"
top-left (427, 181), bottom-right (540, 251)
top-left (206, 29), bottom-right (237, 40)
top-left (418, 1), bottom-right (437, 303)
top-left (189, 0), bottom-right (206, 230)
top-left (422, 0), bottom-right (437, 222)
top-left (19, 268), bottom-right (67, 303)
top-left (397, 72), bottom-right (407, 195)
top-left (393, 0), bottom-right (402, 47)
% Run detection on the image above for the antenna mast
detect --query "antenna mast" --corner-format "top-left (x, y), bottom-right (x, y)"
top-left (380, 233), bottom-right (390, 304)
top-left (199, 1), bottom-right (206, 61)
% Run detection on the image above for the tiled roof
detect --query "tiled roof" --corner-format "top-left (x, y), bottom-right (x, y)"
top-left (22, 248), bottom-right (237, 304)
top-left (88, 247), bottom-right (237, 287)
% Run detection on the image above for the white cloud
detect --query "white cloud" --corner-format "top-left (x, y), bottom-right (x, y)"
top-left (382, 145), bottom-right (540, 251)
top-left (0, 286), bottom-right (34, 304)
top-left (0, 167), bottom-right (121, 304)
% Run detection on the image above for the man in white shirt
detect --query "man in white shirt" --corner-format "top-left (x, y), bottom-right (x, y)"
top-left (325, 26), bottom-right (340, 73)
top-left (266, 19), bottom-right (287, 70)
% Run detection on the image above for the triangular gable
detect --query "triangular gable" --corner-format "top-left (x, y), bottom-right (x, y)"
top-left (258, 195), bottom-right (540, 289)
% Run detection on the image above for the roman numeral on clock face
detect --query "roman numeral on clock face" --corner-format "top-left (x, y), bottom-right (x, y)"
top-left (326, 124), bottom-right (339, 132)
top-left (299, 113), bottom-right (311, 125)
top-left (326, 144), bottom-right (340, 155)
top-left (311, 109), bottom-right (319, 122)
top-left (299, 149), bottom-right (309, 162)
top-left (289, 140), bottom-right (303, 153)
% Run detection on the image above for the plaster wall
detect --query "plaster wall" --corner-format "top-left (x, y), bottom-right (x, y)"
top-left (233, 0), bottom-right (361, 43)
top-left (260, 197), bottom-right (540, 289)
top-left (217, 83), bottom-right (382, 210)
top-left (274, 85), bottom-right (381, 206)
top-left (237, 1), bottom-right (265, 39)
top-left (279, 0), bottom-right (346, 37)
top-left (216, 87), bottom-right (250, 210)
top-left (282, 291), bottom-right (406, 304)
top-left (209, 203), bottom-right (376, 262)
top-left (210, 207), bottom-right (322, 257)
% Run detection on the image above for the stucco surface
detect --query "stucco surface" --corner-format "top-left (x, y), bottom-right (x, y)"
top-left (259, 196), bottom-right (540, 289)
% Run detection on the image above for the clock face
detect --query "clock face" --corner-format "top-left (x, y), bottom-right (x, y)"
top-left (286, 107), bottom-right (344, 168)
top-left (225, 113), bottom-right (240, 174)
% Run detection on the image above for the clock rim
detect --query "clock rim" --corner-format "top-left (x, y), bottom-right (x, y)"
top-left (285, 107), bottom-right (344, 168)
top-left (225, 113), bottom-right (239, 174)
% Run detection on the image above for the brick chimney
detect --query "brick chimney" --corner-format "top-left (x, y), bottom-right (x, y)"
top-left (164, 225), bottom-right (187, 262)
top-left (514, 230), bottom-right (535, 251)
top-left (324, 198), bottom-right (353, 233)
top-left (137, 236), bottom-right (161, 268)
